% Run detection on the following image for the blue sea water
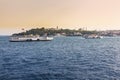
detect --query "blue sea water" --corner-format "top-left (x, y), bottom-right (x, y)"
top-left (0, 36), bottom-right (120, 80)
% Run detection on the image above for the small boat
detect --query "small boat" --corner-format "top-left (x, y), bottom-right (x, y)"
top-left (37, 36), bottom-right (53, 41)
top-left (9, 35), bottom-right (53, 42)
top-left (83, 34), bottom-right (103, 39)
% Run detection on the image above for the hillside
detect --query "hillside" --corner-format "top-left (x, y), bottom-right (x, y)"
top-left (13, 27), bottom-right (98, 36)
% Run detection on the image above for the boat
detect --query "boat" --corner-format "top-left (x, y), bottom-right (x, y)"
top-left (38, 36), bottom-right (53, 41)
top-left (83, 34), bottom-right (103, 39)
top-left (9, 35), bottom-right (53, 42)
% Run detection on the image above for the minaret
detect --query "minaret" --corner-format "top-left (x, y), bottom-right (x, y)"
top-left (56, 26), bottom-right (58, 30)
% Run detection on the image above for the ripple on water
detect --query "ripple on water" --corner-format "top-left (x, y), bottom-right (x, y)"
top-left (0, 36), bottom-right (120, 80)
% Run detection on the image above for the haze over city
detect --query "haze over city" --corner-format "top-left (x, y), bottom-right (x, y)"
top-left (1, 0), bottom-right (120, 35)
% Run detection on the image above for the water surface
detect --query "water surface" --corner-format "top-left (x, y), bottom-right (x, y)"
top-left (0, 36), bottom-right (120, 80)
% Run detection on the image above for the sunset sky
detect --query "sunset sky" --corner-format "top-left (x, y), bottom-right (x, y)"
top-left (1, 0), bottom-right (120, 35)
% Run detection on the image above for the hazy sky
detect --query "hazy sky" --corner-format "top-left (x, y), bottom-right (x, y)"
top-left (1, 0), bottom-right (120, 35)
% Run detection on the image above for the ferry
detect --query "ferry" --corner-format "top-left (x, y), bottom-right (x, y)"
top-left (9, 35), bottom-right (53, 42)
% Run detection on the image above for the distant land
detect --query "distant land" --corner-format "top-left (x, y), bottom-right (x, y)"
top-left (12, 27), bottom-right (120, 37)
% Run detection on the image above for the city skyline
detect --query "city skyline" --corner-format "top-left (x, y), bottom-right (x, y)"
top-left (1, 0), bottom-right (120, 35)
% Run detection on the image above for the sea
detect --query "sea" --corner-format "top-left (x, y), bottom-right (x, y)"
top-left (0, 36), bottom-right (120, 80)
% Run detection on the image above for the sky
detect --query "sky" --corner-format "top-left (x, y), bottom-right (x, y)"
top-left (1, 0), bottom-right (120, 35)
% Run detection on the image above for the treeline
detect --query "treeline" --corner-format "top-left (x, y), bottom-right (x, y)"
top-left (13, 27), bottom-right (98, 36)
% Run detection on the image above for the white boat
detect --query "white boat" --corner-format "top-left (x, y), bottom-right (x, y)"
top-left (83, 34), bottom-right (103, 39)
top-left (38, 37), bottom-right (53, 41)
top-left (9, 35), bottom-right (53, 42)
